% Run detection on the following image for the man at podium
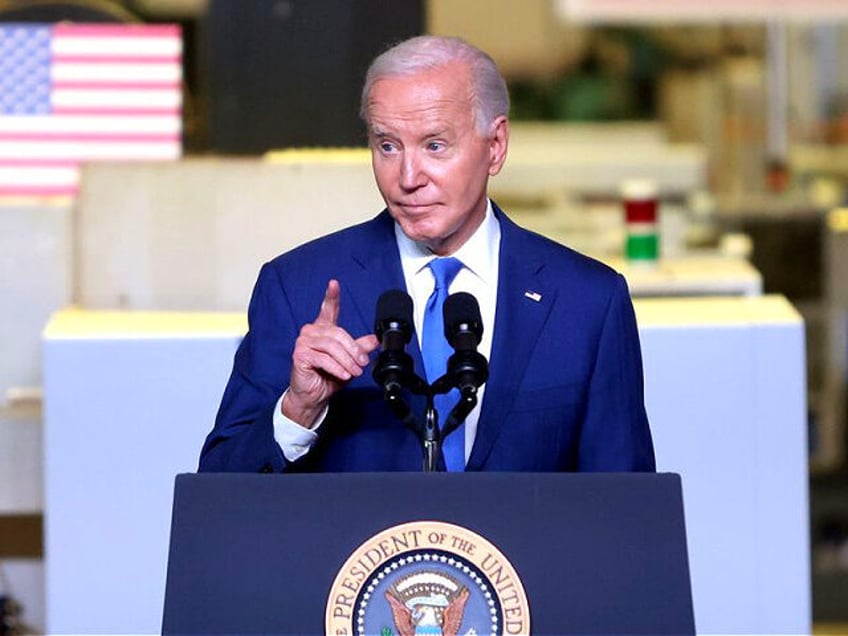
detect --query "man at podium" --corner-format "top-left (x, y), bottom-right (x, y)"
top-left (198, 36), bottom-right (655, 474)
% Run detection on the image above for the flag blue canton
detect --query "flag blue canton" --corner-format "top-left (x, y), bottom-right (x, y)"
top-left (0, 25), bottom-right (52, 115)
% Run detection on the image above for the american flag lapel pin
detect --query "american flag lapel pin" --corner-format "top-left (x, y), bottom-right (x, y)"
top-left (524, 291), bottom-right (542, 302)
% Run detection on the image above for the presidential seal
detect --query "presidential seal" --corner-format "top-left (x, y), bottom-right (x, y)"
top-left (325, 521), bottom-right (530, 636)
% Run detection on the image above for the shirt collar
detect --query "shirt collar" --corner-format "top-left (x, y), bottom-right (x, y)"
top-left (394, 199), bottom-right (500, 284)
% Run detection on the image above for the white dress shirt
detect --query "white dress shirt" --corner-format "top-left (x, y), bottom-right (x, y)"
top-left (274, 200), bottom-right (501, 464)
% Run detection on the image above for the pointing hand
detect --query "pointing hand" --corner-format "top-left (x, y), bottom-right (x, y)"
top-left (283, 280), bottom-right (379, 428)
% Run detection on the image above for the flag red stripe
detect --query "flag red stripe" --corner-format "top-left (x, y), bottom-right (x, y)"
top-left (53, 81), bottom-right (181, 90)
top-left (54, 24), bottom-right (180, 38)
top-left (0, 159), bottom-right (78, 167)
top-left (0, 185), bottom-right (77, 196)
top-left (0, 132), bottom-right (180, 142)
top-left (53, 55), bottom-right (182, 64)
top-left (52, 106), bottom-right (180, 116)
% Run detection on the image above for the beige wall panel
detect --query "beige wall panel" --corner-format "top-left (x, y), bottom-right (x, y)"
top-left (74, 157), bottom-right (384, 311)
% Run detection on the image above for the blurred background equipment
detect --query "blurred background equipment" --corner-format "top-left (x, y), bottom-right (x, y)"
top-left (0, 0), bottom-right (139, 22)
top-left (201, 0), bottom-right (423, 152)
top-left (0, 593), bottom-right (22, 636)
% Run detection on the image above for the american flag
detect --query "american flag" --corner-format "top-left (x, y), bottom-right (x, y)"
top-left (0, 23), bottom-right (182, 199)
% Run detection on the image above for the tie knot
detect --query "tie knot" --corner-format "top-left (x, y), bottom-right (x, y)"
top-left (428, 257), bottom-right (463, 291)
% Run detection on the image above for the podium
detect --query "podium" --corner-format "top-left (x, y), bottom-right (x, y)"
top-left (162, 472), bottom-right (694, 635)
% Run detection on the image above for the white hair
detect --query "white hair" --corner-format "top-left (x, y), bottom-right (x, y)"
top-left (360, 35), bottom-right (509, 134)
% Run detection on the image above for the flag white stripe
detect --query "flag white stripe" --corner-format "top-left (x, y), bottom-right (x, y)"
top-left (0, 141), bottom-right (181, 160)
top-left (53, 62), bottom-right (182, 82)
top-left (52, 89), bottom-right (181, 109)
top-left (0, 115), bottom-right (181, 134)
top-left (0, 166), bottom-right (78, 186)
top-left (53, 37), bottom-right (182, 57)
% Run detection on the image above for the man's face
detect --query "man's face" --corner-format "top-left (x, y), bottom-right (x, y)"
top-left (366, 62), bottom-right (508, 256)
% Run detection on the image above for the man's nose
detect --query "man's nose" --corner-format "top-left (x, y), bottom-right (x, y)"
top-left (399, 151), bottom-right (426, 190)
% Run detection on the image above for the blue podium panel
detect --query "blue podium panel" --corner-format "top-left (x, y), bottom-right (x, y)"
top-left (163, 472), bottom-right (694, 636)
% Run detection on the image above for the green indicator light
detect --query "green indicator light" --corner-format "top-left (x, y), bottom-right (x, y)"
top-left (626, 234), bottom-right (658, 261)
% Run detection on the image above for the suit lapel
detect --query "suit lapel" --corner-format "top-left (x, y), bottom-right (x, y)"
top-left (344, 211), bottom-right (430, 444)
top-left (344, 211), bottom-right (426, 374)
top-left (344, 211), bottom-right (407, 330)
top-left (467, 210), bottom-right (557, 470)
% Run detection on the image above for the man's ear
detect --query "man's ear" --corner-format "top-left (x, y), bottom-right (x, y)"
top-left (487, 116), bottom-right (509, 177)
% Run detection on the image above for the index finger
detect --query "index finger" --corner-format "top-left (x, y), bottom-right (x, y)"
top-left (315, 279), bottom-right (341, 326)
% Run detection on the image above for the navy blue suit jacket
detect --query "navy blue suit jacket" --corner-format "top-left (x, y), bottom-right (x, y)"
top-left (199, 206), bottom-right (655, 472)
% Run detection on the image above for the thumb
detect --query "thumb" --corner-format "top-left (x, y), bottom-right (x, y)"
top-left (355, 333), bottom-right (380, 354)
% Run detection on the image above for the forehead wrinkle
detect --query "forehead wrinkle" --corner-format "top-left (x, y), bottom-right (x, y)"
top-left (369, 103), bottom-right (473, 141)
top-left (369, 108), bottom-right (456, 138)
top-left (371, 98), bottom-right (461, 120)
top-left (366, 67), bottom-right (477, 131)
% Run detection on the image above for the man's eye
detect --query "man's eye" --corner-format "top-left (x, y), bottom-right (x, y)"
top-left (380, 142), bottom-right (397, 153)
top-left (427, 141), bottom-right (444, 152)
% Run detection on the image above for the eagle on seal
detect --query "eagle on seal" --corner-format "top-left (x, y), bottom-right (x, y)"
top-left (385, 584), bottom-right (469, 636)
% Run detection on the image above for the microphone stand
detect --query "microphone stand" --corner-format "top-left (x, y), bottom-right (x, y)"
top-left (422, 389), bottom-right (440, 472)
top-left (377, 370), bottom-right (442, 472)
top-left (417, 373), bottom-right (478, 473)
top-left (379, 370), bottom-right (469, 473)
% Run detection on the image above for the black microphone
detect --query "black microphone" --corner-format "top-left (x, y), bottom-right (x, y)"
top-left (443, 292), bottom-right (488, 396)
top-left (373, 290), bottom-right (415, 395)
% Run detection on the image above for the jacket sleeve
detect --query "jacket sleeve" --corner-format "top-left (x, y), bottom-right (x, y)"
top-left (198, 263), bottom-right (297, 473)
top-left (577, 274), bottom-right (656, 471)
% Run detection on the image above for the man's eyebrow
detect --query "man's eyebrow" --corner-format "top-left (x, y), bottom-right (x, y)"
top-left (368, 127), bottom-right (451, 140)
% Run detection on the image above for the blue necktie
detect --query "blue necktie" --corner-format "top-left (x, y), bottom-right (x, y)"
top-left (422, 257), bottom-right (464, 471)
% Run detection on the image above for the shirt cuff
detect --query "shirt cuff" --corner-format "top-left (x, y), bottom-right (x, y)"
top-left (272, 389), bottom-right (325, 462)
